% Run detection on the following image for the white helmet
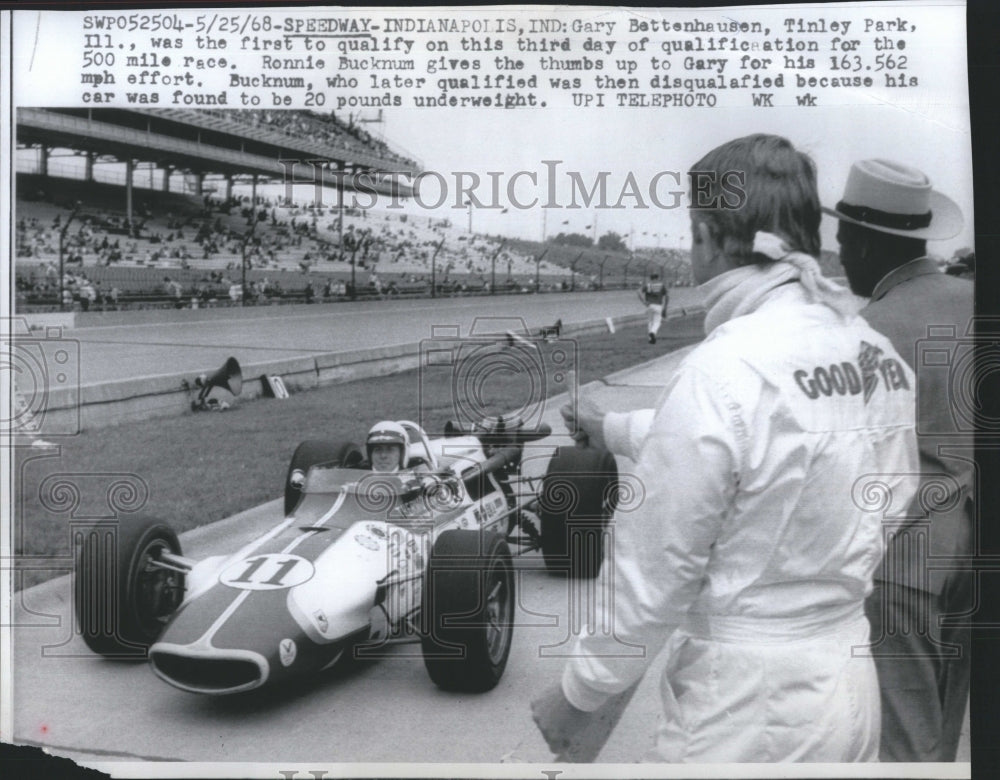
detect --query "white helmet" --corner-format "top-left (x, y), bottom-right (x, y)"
top-left (366, 420), bottom-right (408, 471)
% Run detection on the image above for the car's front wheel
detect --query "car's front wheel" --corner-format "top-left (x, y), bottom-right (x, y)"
top-left (75, 517), bottom-right (184, 657)
top-left (420, 529), bottom-right (514, 692)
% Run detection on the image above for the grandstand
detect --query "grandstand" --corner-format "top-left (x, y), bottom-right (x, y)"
top-left (15, 108), bottom-right (696, 312)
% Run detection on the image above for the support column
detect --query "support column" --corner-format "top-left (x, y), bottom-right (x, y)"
top-left (194, 172), bottom-right (204, 196)
top-left (162, 165), bottom-right (172, 192)
top-left (125, 158), bottom-right (134, 224)
top-left (39, 145), bottom-right (49, 177)
top-left (337, 162), bottom-right (345, 252)
top-left (85, 151), bottom-right (95, 181)
top-left (225, 174), bottom-right (233, 200)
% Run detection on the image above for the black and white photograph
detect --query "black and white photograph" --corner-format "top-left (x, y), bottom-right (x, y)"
top-left (0, 1), bottom-right (992, 777)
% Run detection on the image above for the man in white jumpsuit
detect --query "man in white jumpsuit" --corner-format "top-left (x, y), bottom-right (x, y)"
top-left (532, 134), bottom-right (919, 762)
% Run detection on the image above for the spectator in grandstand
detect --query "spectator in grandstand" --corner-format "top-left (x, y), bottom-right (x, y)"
top-left (532, 134), bottom-right (918, 763)
top-left (370, 271), bottom-right (383, 298)
top-left (79, 279), bottom-right (97, 312)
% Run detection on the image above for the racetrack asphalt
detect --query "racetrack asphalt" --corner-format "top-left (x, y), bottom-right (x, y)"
top-left (64, 288), bottom-right (705, 385)
top-left (10, 304), bottom-right (969, 770)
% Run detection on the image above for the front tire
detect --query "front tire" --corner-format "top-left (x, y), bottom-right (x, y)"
top-left (421, 530), bottom-right (514, 692)
top-left (75, 518), bottom-right (184, 657)
top-left (284, 440), bottom-right (363, 515)
top-left (539, 446), bottom-right (619, 579)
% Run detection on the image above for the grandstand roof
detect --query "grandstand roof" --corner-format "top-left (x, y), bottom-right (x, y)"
top-left (17, 108), bottom-right (419, 196)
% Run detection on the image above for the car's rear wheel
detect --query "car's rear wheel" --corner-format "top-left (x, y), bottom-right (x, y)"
top-left (421, 529), bottom-right (514, 692)
top-left (75, 517), bottom-right (184, 657)
top-left (539, 446), bottom-right (619, 579)
top-left (284, 440), bottom-right (363, 515)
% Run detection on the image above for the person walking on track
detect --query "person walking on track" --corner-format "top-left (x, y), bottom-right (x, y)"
top-left (639, 272), bottom-right (668, 344)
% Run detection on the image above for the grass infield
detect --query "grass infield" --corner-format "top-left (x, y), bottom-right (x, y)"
top-left (13, 319), bottom-right (704, 589)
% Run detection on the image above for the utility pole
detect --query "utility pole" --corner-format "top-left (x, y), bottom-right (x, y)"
top-left (58, 201), bottom-right (82, 311)
top-left (430, 236), bottom-right (445, 298)
top-left (241, 209), bottom-right (260, 308)
top-left (350, 246), bottom-right (359, 300)
top-left (490, 241), bottom-right (505, 294)
top-left (534, 247), bottom-right (548, 292)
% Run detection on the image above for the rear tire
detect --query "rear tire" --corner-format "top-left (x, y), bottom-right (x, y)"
top-left (539, 446), bottom-right (619, 579)
top-left (421, 530), bottom-right (514, 692)
top-left (284, 440), bottom-right (363, 515)
top-left (75, 518), bottom-right (184, 657)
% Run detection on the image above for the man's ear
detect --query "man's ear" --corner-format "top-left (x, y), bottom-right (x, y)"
top-left (693, 220), bottom-right (710, 246)
top-left (858, 233), bottom-right (870, 261)
top-left (696, 220), bottom-right (723, 257)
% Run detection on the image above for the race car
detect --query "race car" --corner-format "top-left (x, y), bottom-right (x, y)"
top-left (74, 414), bottom-right (619, 696)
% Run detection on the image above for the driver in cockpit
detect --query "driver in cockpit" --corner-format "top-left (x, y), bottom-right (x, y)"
top-left (366, 421), bottom-right (409, 473)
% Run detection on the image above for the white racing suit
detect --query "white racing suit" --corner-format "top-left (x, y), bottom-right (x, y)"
top-left (646, 304), bottom-right (664, 337)
top-left (563, 282), bottom-right (919, 762)
top-left (642, 281), bottom-right (668, 337)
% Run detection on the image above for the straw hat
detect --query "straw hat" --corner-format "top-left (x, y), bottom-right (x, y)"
top-left (823, 159), bottom-right (963, 240)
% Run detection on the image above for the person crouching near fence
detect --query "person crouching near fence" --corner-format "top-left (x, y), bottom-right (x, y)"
top-left (531, 133), bottom-right (920, 762)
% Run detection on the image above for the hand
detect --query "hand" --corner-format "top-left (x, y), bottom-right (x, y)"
top-left (530, 682), bottom-right (595, 761)
top-left (560, 396), bottom-right (607, 451)
top-left (531, 679), bottom-right (643, 763)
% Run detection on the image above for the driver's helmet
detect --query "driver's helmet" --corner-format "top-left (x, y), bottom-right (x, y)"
top-left (366, 420), bottom-right (409, 472)
top-left (473, 414), bottom-right (523, 453)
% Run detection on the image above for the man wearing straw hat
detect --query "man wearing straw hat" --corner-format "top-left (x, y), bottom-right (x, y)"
top-left (826, 159), bottom-right (973, 762)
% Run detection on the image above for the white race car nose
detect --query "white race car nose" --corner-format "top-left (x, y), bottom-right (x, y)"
top-left (150, 643), bottom-right (269, 694)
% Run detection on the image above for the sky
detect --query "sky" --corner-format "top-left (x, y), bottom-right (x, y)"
top-left (370, 98), bottom-right (974, 256)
